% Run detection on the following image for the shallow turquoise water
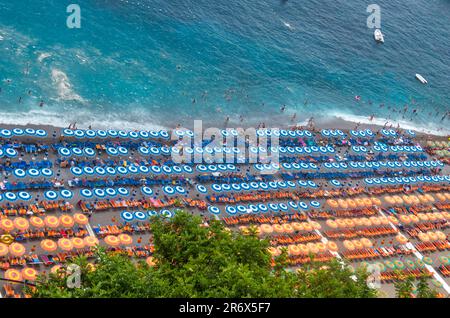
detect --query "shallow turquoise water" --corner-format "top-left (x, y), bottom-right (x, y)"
top-left (0, 0), bottom-right (449, 133)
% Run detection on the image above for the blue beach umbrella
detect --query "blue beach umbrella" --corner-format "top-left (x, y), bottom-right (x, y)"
top-left (221, 184), bottom-right (231, 191)
top-left (208, 206), bottom-right (220, 215)
top-left (288, 201), bottom-right (298, 210)
top-left (74, 130), bottom-right (85, 138)
top-left (226, 206), bottom-right (237, 215)
top-left (84, 148), bottom-right (95, 157)
top-left (60, 189), bottom-right (73, 199)
top-left (94, 189), bottom-right (106, 198)
top-left (5, 148), bottom-right (18, 158)
top-left (72, 148), bottom-right (83, 156)
top-left (25, 128), bottom-right (36, 135)
top-left (211, 184), bottom-right (222, 192)
top-left (183, 165), bottom-right (193, 173)
top-left (85, 130), bottom-right (96, 138)
top-left (330, 179), bottom-right (342, 187)
top-left (128, 165), bottom-right (138, 174)
top-left (106, 167), bottom-right (117, 175)
top-left (0, 129), bottom-right (12, 138)
top-left (196, 184), bottom-right (207, 193)
top-left (5, 192), bottom-right (17, 201)
top-left (18, 191), bottom-right (32, 201)
top-left (80, 189), bottom-right (93, 198)
top-left (97, 130), bottom-right (107, 138)
top-left (298, 202), bottom-right (308, 210)
top-left (71, 167), bottom-right (83, 176)
top-left (28, 168), bottom-right (40, 177)
top-left (121, 211), bottom-right (134, 222)
top-left (161, 210), bottom-right (173, 218)
top-left (95, 167), bottom-right (106, 175)
top-left (258, 204), bottom-right (268, 213)
top-left (310, 201), bottom-right (321, 208)
top-left (117, 188), bottom-right (129, 196)
top-left (175, 186), bottom-right (186, 194)
top-left (134, 211), bottom-right (147, 221)
top-left (139, 166), bottom-right (149, 174)
top-left (41, 168), bottom-right (53, 177)
top-left (141, 187), bottom-right (153, 196)
top-left (163, 186), bottom-right (176, 195)
top-left (14, 169), bottom-right (26, 178)
top-left (83, 167), bottom-right (94, 175)
top-left (106, 147), bottom-right (118, 156)
top-left (105, 188), bottom-right (117, 197)
top-left (44, 190), bottom-right (58, 201)
top-left (12, 128), bottom-right (24, 136)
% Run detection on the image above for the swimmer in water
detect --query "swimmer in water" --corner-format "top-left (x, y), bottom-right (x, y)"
top-left (280, 104), bottom-right (286, 112)
top-left (39, 100), bottom-right (44, 107)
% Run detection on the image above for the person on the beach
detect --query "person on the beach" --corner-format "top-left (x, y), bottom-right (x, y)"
top-left (280, 104), bottom-right (286, 112)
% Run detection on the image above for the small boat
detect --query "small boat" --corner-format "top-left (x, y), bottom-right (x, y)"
top-left (415, 74), bottom-right (428, 84)
top-left (374, 29), bottom-right (384, 43)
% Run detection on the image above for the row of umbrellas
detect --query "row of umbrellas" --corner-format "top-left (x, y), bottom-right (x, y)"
top-left (209, 179), bottom-right (317, 193)
top-left (208, 200), bottom-right (321, 215)
top-left (79, 187), bottom-right (129, 198)
top-left (0, 128), bottom-right (47, 138)
top-left (120, 209), bottom-right (174, 221)
top-left (43, 189), bottom-right (74, 200)
top-left (321, 160), bottom-right (443, 170)
top-left (0, 191), bottom-right (33, 202)
top-left (348, 129), bottom-right (374, 138)
top-left (70, 164), bottom-right (193, 176)
top-left (62, 128), bottom-right (170, 139)
top-left (58, 147), bottom-right (96, 157)
top-left (364, 175), bottom-right (450, 185)
top-left (373, 144), bottom-right (423, 153)
top-left (0, 148), bottom-right (18, 158)
top-left (3, 267), bottom-right (38, 282)
top-left (0, 214), bottom-right (89, 232)
top-left (13, 168), bottom-right (53, 178)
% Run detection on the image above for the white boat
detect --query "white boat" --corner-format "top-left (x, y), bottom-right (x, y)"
top-left (415, 74), bottom-right (428, 84)
top-left (374, 29), bottom-right (384, 43)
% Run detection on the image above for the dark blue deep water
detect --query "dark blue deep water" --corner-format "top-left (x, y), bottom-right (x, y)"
top-left (0, 0), bottom-right (449, 134)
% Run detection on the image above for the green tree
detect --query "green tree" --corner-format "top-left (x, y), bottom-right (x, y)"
top-left (28, 212), bottom-right (378, 298)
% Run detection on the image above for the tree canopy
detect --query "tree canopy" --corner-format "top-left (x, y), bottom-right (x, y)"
top-left (29, 212), bottom-right (378, 298)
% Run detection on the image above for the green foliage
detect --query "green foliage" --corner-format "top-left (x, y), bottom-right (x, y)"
top-left (29, 212), bottom-right (378, 298)
top-left (394, 275), bottom-right (439, 298)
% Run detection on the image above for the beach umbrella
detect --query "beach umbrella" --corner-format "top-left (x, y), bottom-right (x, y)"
top-left (146, 256), bottom-right (156, 267)
top-left (163, 186), bottom-right (176, 195)
top-left (118, 234), bottom-right (133, 245)
top-left (298, 202), bottom-right (308, 210)
top-left (44, 190), bottom-right (58, 201)
top-left (41, 239), bottom-right (58, 252)
top-left (13, 217), bottom-right (29, 231)
top-left (330, 179), bottom-right (342, 187)
top-left (258, 204), bottom-right (268, 213)
top-left (58, 147), bottom-right (71, 157)
top-left (226, 206), bottom-right (237, 215)
top-left (139, 147), bottom-right (150, 155)
top-left (161, 210), bottom-right (173, 218)
top-left (71, 167), bottom-right (83, 176)
top-left (9, 242), bottom-right (26, 257)
top-left (95, 167), bottom-right (106, 175)
top-left (58, 238), bottom-right (73, 251)
top-left (84, 236), bottom-right (99, 247)
top-left (41, 168), bottom-right (53, 177)
top-left (94, 188), bottom-right (106, 198)
top-left (211, 184), bottom-right (222, 192)
top-left (30, 216), bottom-right (45, 228)
top-left (45, 215), bottom-right (60, 228)
top-left (60, 189), bottom-right (73, 199)
top-left (175, 186), bottom-right (186, 194)
top-left (80, 189), bottom-right (93, 198)
top-left (208, 206), bottom-right (220, 215)
top-left (121, 211), bottom-right (134, 222)
top-left (13, 169), bottom-right (26, 178)
top-left (422, 257), bottom-right (433, 266)
top-left (5, 192), bottom-right (17, 201)
top-left (73, 213), bottom-right (89, 225)
top-left (5, 148), bottom-right (17, 158)
top-left (117, 187), bottom-right (129, 196)
top-left (72, 237), bottom-right (86, 249)
top-left (60, 215), bottom-right (75, 228)
top-left (196, 184), bottom-right (207, 194)
top-left (12, 128), bottom-right (24, 136)
top-left (18, 191), bottom-right (32, 201)
top-left (72, 147), bottom-right (83, 156)
top-left (310, 201), bottom-right (321, 208)
top-left (84, 147), bottom-right (95, 157)
top-left (4, 269), bottom-right (22, 282)
top-left (28, 168), bottom-right (40, 177)
top-left (116, 166), bottom-right (128, 175)
top-left (134, 211), bottom-right (147, 221)
top-left (106, 147), bottom-right (118, 156)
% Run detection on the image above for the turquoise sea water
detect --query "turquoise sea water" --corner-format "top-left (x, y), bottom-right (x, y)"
top-left (0, 0), bottom-right (449, 133)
